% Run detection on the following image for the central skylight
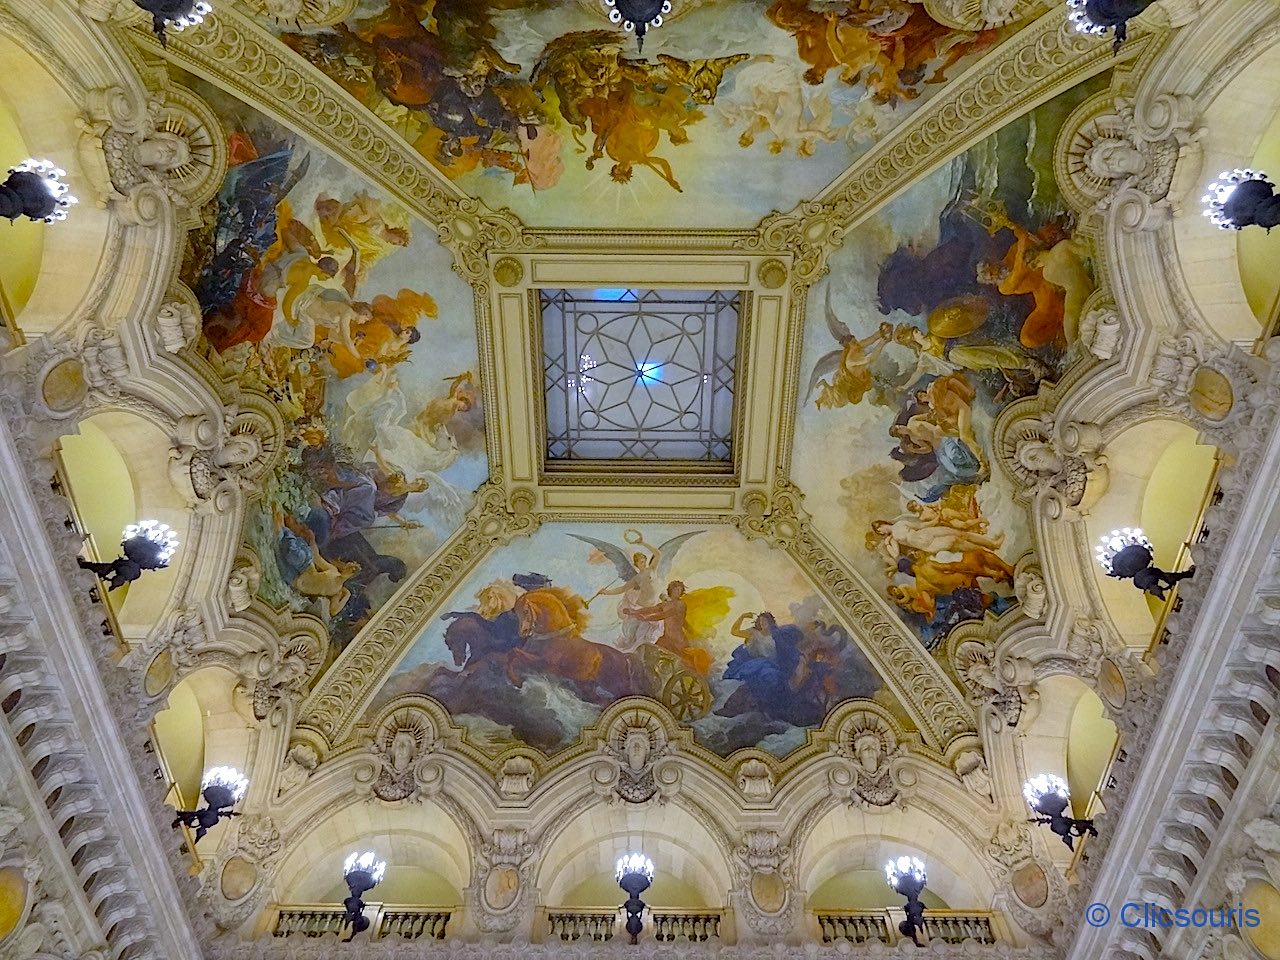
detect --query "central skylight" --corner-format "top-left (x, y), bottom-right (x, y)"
top-left (540, 288), bottom-right (739, 464)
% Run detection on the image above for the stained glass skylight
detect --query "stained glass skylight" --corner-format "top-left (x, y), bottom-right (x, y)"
top-left (540, 288), bottom-right (739, 463)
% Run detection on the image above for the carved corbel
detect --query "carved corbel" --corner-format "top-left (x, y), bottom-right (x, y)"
top-left (154, 298), bottom-right (201, 354)
top-left (277, 742), bottom-right (319, 798)
top-left (589, 709), bottom-right (680, 804)
top-left (1000, 414), bottom-right (1109, 519)
top-left (1078, 304), bottom-right (1124, 361)
top-left (955, 640), bottom-right (1039, 730)
top-left (226, 554), bottom-right (262, 613)
top-left (77, 83), bottom-right (225, 228)
top-left (353, 708), bottom-right (445, 803)
top-left (242, 631), bottom-right (323, 722)
top-left (736, 757), bottom-right (775, 801)
top-left (1061, 91), bottom-right (1201, 230)
top-left (168, 411), bottom-right (273, 513)
top-left (827, 711), bottom-right (915, 808)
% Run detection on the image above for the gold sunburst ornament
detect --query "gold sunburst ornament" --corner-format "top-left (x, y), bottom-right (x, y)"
top-left (602, 0), bottom-right (672, 53)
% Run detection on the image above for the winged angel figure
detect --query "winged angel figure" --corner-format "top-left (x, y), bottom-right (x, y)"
top-left (569, 530), bottom-right (731, 657)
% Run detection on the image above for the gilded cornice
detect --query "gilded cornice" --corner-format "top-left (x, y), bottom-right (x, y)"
top-left (296, 475), bottom-right (542, 746)
top-left (733, 477), bottom-right (976, 751)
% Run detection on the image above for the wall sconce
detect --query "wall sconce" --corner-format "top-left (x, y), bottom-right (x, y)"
top-left (78, 520), bottom-right (180, 591)
top-left (132, 0), bottom-right (212, 44)
top-left (342, 852), bottom-right (386, 941)
top-left (1095, 527), bottom-right (1194, 599)
top-left (0, 160), bottom-right (75, 223)
top-left (885, 856), bottom-right (927, 947)
top-left (1024, 773), bottom-right (1098, 850)
top-left (602, 0), bottom-right (671, 53)
top-left (1203, 169), bottom-right (1280, 232)
top-left (171, 766), bottom-right (247, 843)
top-left (1066, 0), bottom-right (1153, 52)
top-left (615, 852), bottom-right (654, 944)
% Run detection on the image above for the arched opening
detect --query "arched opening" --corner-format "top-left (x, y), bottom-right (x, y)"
top-left (535, 802), bottom-right (730, 911)
top-left (150, 666), bottom-right (254, 853)
top-left (1237, 106), bottom-right (1280, 332)
top-left (0, 35), bottom-right (113, 335)
top-left (1086, 420), bottom-right (1216, 647)
top-left (58, 411), bottom-right (191, 640)
top-left (1019, 675), bottom-right (1118, 865)
top-left (1171, 38), bottom-right (1280, 343)
top-left (270, 802), bottom-right (469, 909)
top-left (798, 805), bottom-right (995, 912)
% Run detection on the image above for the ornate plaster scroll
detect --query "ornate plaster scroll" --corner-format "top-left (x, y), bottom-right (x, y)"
top-left (732, 476), bottom-right (975, 750)
top-left (297, 474), bottom-right (542, 746)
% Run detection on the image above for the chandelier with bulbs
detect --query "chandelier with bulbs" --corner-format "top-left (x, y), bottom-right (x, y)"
top-left (602, 0), bottom-right (672, 53)
top-left (1065, 0), bottom-right (1153, 52)
top-left (1203, 168), bottom-right (1280, 232)
top-left (1095, 527), bottom-right (1195, 600)
top-left (342, 851), bottom-right (387, 941)
top-left (885, 856), bottom-right (927, 946)
top-left (131, 0), bottom-right (213, 45)
top-left (0, 159), bottom-right (75, 223)
top-left (616, 852), bottom-right (655, 944)
top-left (171, 766), bottom-right (248, 843)
top-left (1024, 773), bottom-right (1098, 850)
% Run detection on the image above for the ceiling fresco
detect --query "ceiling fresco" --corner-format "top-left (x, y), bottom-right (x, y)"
top-left (270, 0), bottom-right (1015, 229)
top-left (181, 79), bottom-right (489, 653)
top-left (790, 76), bottom-right (1107, 649)
top-left (373, 524), bottom-right (897, 756)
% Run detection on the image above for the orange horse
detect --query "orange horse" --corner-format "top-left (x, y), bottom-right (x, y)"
top-left (507, 588), bottom-right (639, 703)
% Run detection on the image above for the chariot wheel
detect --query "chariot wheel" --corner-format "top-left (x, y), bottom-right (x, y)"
top-left (660, 670), bottom-right (712, 722)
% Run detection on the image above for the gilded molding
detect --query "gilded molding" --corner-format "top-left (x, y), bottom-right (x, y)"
top-left (732, 476), bottom-right (976, 749)
top-left (297, 474), bottom-right (543, 746)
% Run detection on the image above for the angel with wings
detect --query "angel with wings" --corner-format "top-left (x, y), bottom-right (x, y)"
top-left (808, 283), bottom-right (896, 410)
top-left (570, 530), bottom-right (703, 653)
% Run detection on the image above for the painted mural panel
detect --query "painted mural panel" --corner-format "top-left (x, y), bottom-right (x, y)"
top-left (791, 80), bottom-right (1104, 648)
top-left (375, 525), bottom-right (890, 756)
top-left (181, 80), bottom-right (488, 653)
top-left (273, 0), bottom-right (1011, 228)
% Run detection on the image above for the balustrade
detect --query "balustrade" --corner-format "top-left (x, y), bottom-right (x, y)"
top-left (545, 908), bottom-right (723, 943)
top-left (270, 904), bottom-right (452, 941)
top-left (814, 909), bottom-right (995, 946)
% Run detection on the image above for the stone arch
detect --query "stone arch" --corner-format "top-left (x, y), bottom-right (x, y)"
top-left (1085, 417), bottom-right (1216, 647)
top-left (1168, 21), bottom-right (1280, 343)
top-left (0, 33), bottom-right (115, 334)
top-left (534, 801), bottom-right (733, 910)
top-left (58, 408), bottom-right (192, 640)
top-left (270, 800), bottom-right (470, 908)
top-left (1018, 674), bottom-right (1117, 844)
top-left (796, 804), bottom-right (997, 912)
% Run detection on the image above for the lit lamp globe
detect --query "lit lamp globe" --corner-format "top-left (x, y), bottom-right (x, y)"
top-left (1024, 773), bottom-right (1097, 850)
top-left (80, 520), bottom-right (181, 591)
top-left (342, 851), bottom-right (386, 941)
top-left (171, 765), bottom-right (248, 843)
top-left (1095, 527), bottom-right (1194, 599)
top-left (616, 853), bottom-right (655, 944)
top-left (1202, 168), bottom-right (1280, 232)
top-left (0, 159), bottom-right (76, 223)
top-left (885, 856), bottom-right (927, 946)
top-left (1064, 0), bottom-right (1154, 52)
top-left (132, 0), bottom-right (214, 44)
top-left (601, 0), bottom-right (672, 52)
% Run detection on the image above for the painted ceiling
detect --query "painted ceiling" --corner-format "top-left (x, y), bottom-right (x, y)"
top-left (272, 0), bottom-right (1019, 228)
top-left (166, 0), bottom-right (1114, 758)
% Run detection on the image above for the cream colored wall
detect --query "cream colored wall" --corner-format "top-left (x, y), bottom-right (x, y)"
top-left (1065, 690), bottom-right (1117, 819)
top-left (272, 803), bottom-right (470, 905)
top-left (59, 420), bottom-right (137, 562)
top-left (152, 679), bottom-right (205, 810)
top-left (807, 870), bottom-right (947, 911)
top-left (536, 802), bottom-right (730, 909)
top-left (557, 872), bottom-right (707, 910)
top-left (1087, 420), bottom-right (1213, 646)
top-left (0, 97), bottom-right (44, 318)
